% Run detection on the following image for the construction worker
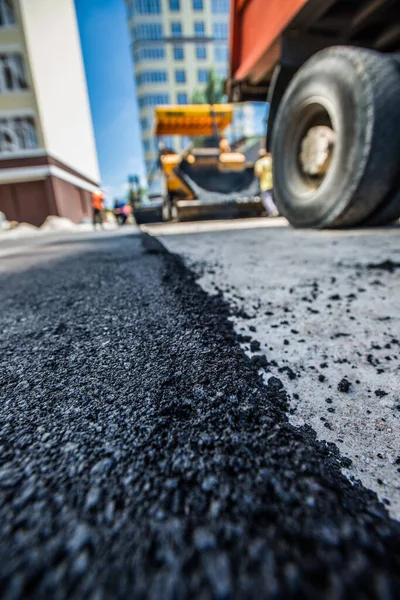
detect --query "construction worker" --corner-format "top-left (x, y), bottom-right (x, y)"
top-left (254, 149), bottom-right (279, 217)
top-left (219, 137), bottom-right (231, 153)
top-left (92, 190), bottom-right (104, 229)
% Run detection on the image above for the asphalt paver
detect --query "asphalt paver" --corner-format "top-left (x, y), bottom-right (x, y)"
top-left (1, 231), bottom-right (400, 599)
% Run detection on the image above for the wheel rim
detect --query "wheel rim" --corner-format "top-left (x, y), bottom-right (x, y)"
top-left (300, 125), bottom-right (336, 178)
top-left (284, 98), bottom-right (337, 199)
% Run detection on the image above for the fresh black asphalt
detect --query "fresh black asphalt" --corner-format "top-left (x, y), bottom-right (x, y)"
top-left (0, 231), bottom-right (399, 599)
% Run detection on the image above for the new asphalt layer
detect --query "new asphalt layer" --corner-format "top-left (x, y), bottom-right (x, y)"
top-left (1, 230), bottom-right (400, 599)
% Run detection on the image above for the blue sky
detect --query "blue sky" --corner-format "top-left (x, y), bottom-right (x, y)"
top-left (75, 0), bottom-right (144, 202)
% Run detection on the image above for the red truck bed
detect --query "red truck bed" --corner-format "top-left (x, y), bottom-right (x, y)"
top-left (228, 0), bottom-right (400, 100)
top-left (230, 0), bottom-right (308, 83)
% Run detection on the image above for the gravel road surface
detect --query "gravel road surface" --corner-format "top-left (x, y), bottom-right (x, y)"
top-left (1, 228), bottom-right (400, 599)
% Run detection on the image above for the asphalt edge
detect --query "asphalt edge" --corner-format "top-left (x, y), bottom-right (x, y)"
top-left (140, 230), bottom-right (170, 255)
top-left (139, 229), bottom-right (400, 525)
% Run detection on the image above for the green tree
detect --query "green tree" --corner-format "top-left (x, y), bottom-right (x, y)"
top-left (192, 87), bottom-right (206, 104)
top-left (191, 68), bottom-right (225, 105)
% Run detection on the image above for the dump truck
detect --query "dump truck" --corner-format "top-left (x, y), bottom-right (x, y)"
top-left (227, 0), bottom-right (400, 228)
top-left (154, 104), bottom-right (263, 221)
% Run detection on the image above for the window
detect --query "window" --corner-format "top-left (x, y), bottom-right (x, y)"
top-left (211, 0), bottom-right (229, 13)
top-left (136, 70), bottom-right (168, 85)
top-left (143, 139), bottom-right (155, 153)
top-left (194, 21), bottom-right (205, 37)
top-left (0, 116), bottom-right (38, 153)
top-left (132, 23), bottom-right (163, 41)
top-left (0, 55), bottom-right (28, 92)
top-left (181, 136), bottom-right (191, 148)
top-left (212, 22), bottom-right (228, 39)
top-left (214, 44), bottom-right (228, 62)
top-left (196, 44), bottom-right (207, 60)
top-left (138, 93), bottom-right (170, 108)
top-left (134, 0), bottom-right (161, 14)
top-left (126, 0), bottom-right (133, 19)
top-left (134, 46), bottom-right (165, 62)
top-left (173, 45), bottom-right (184, 60)
top-left (0, 0), bottom-right (16, 27)
top-left (177, 93), bottom-right (188, 105)
top-left (175, 69), bottom-right (186, 83)
top-left (193, 0), bottom-right (203, 10)
top-left (198, 69), bottom-right (208, 83)
top-left (145, 159), bottom-right (153, 173)
top-left (161, 136), bottom-right (174, 149)
top-left (169, 0), bottom-right (180, 10)
top-left (140, 117), bottom-right (152, 130)
top-left (171, 22), bottom-right (182, 37)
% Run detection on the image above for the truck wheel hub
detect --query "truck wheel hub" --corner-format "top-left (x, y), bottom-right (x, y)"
top-left (299, 126), bottom-right (336, 176)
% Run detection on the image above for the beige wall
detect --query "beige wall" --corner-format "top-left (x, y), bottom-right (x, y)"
top-left (0, 91), bottom-right (36, 112)
top-left (0, 26), bottom-right (24, 46)
top-left (18, 0), bottom-right (100, 183)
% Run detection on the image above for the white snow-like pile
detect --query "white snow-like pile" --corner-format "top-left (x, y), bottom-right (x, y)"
top-left (40, 216), bottom-right (78, 232)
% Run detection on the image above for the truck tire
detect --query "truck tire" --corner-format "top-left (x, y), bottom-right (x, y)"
top-left (361, 53), bottom-right (400, 226)
top-left (362, 188), bottom-right (400, 226)
top-left (271, 47), bottom-right (400, 228)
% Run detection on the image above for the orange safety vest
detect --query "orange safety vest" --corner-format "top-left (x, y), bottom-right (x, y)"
top-left (92, 191), bottom-right (104, 211)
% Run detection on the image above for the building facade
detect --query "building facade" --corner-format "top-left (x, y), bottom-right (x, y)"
top-left (125, 0), bottom-right (230, 177)
top-left (0, 0), bottom-right (100, 226)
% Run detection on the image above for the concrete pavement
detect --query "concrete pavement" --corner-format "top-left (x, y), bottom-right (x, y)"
top-left (151, 218), bottom-right (400, 519)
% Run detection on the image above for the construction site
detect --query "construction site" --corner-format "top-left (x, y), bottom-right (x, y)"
top-left (1, 0), bottom-right (400, 598)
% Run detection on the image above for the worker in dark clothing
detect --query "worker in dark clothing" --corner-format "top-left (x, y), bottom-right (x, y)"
top-left (114, 198), bottom-right (127, 226)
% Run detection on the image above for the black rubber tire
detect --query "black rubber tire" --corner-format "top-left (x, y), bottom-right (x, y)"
top-left (271, 47), bottom-right (400, 228)
top-left (362, 188), bottom-right (400, 226)
top-left (361, 53), bottom-right (400, 226)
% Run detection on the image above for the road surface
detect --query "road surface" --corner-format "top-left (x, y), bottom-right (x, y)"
top-left (1, 225), bottom-right (400, 599)
top-left (149, 218), bottom-right (400, 520)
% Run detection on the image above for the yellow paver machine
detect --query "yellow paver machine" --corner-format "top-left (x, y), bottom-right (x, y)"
top-left (154, 104), bottom-right (263, 222)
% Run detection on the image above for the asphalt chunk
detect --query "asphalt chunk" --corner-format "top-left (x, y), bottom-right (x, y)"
top-left (366, 259), bottom-right (400, 273)
top-left (249, 339), bottom-right (261, 353)
top-left (0, 232), bottom-right (400, 599)
top-left (338, 378), bottom-right (351, 393)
